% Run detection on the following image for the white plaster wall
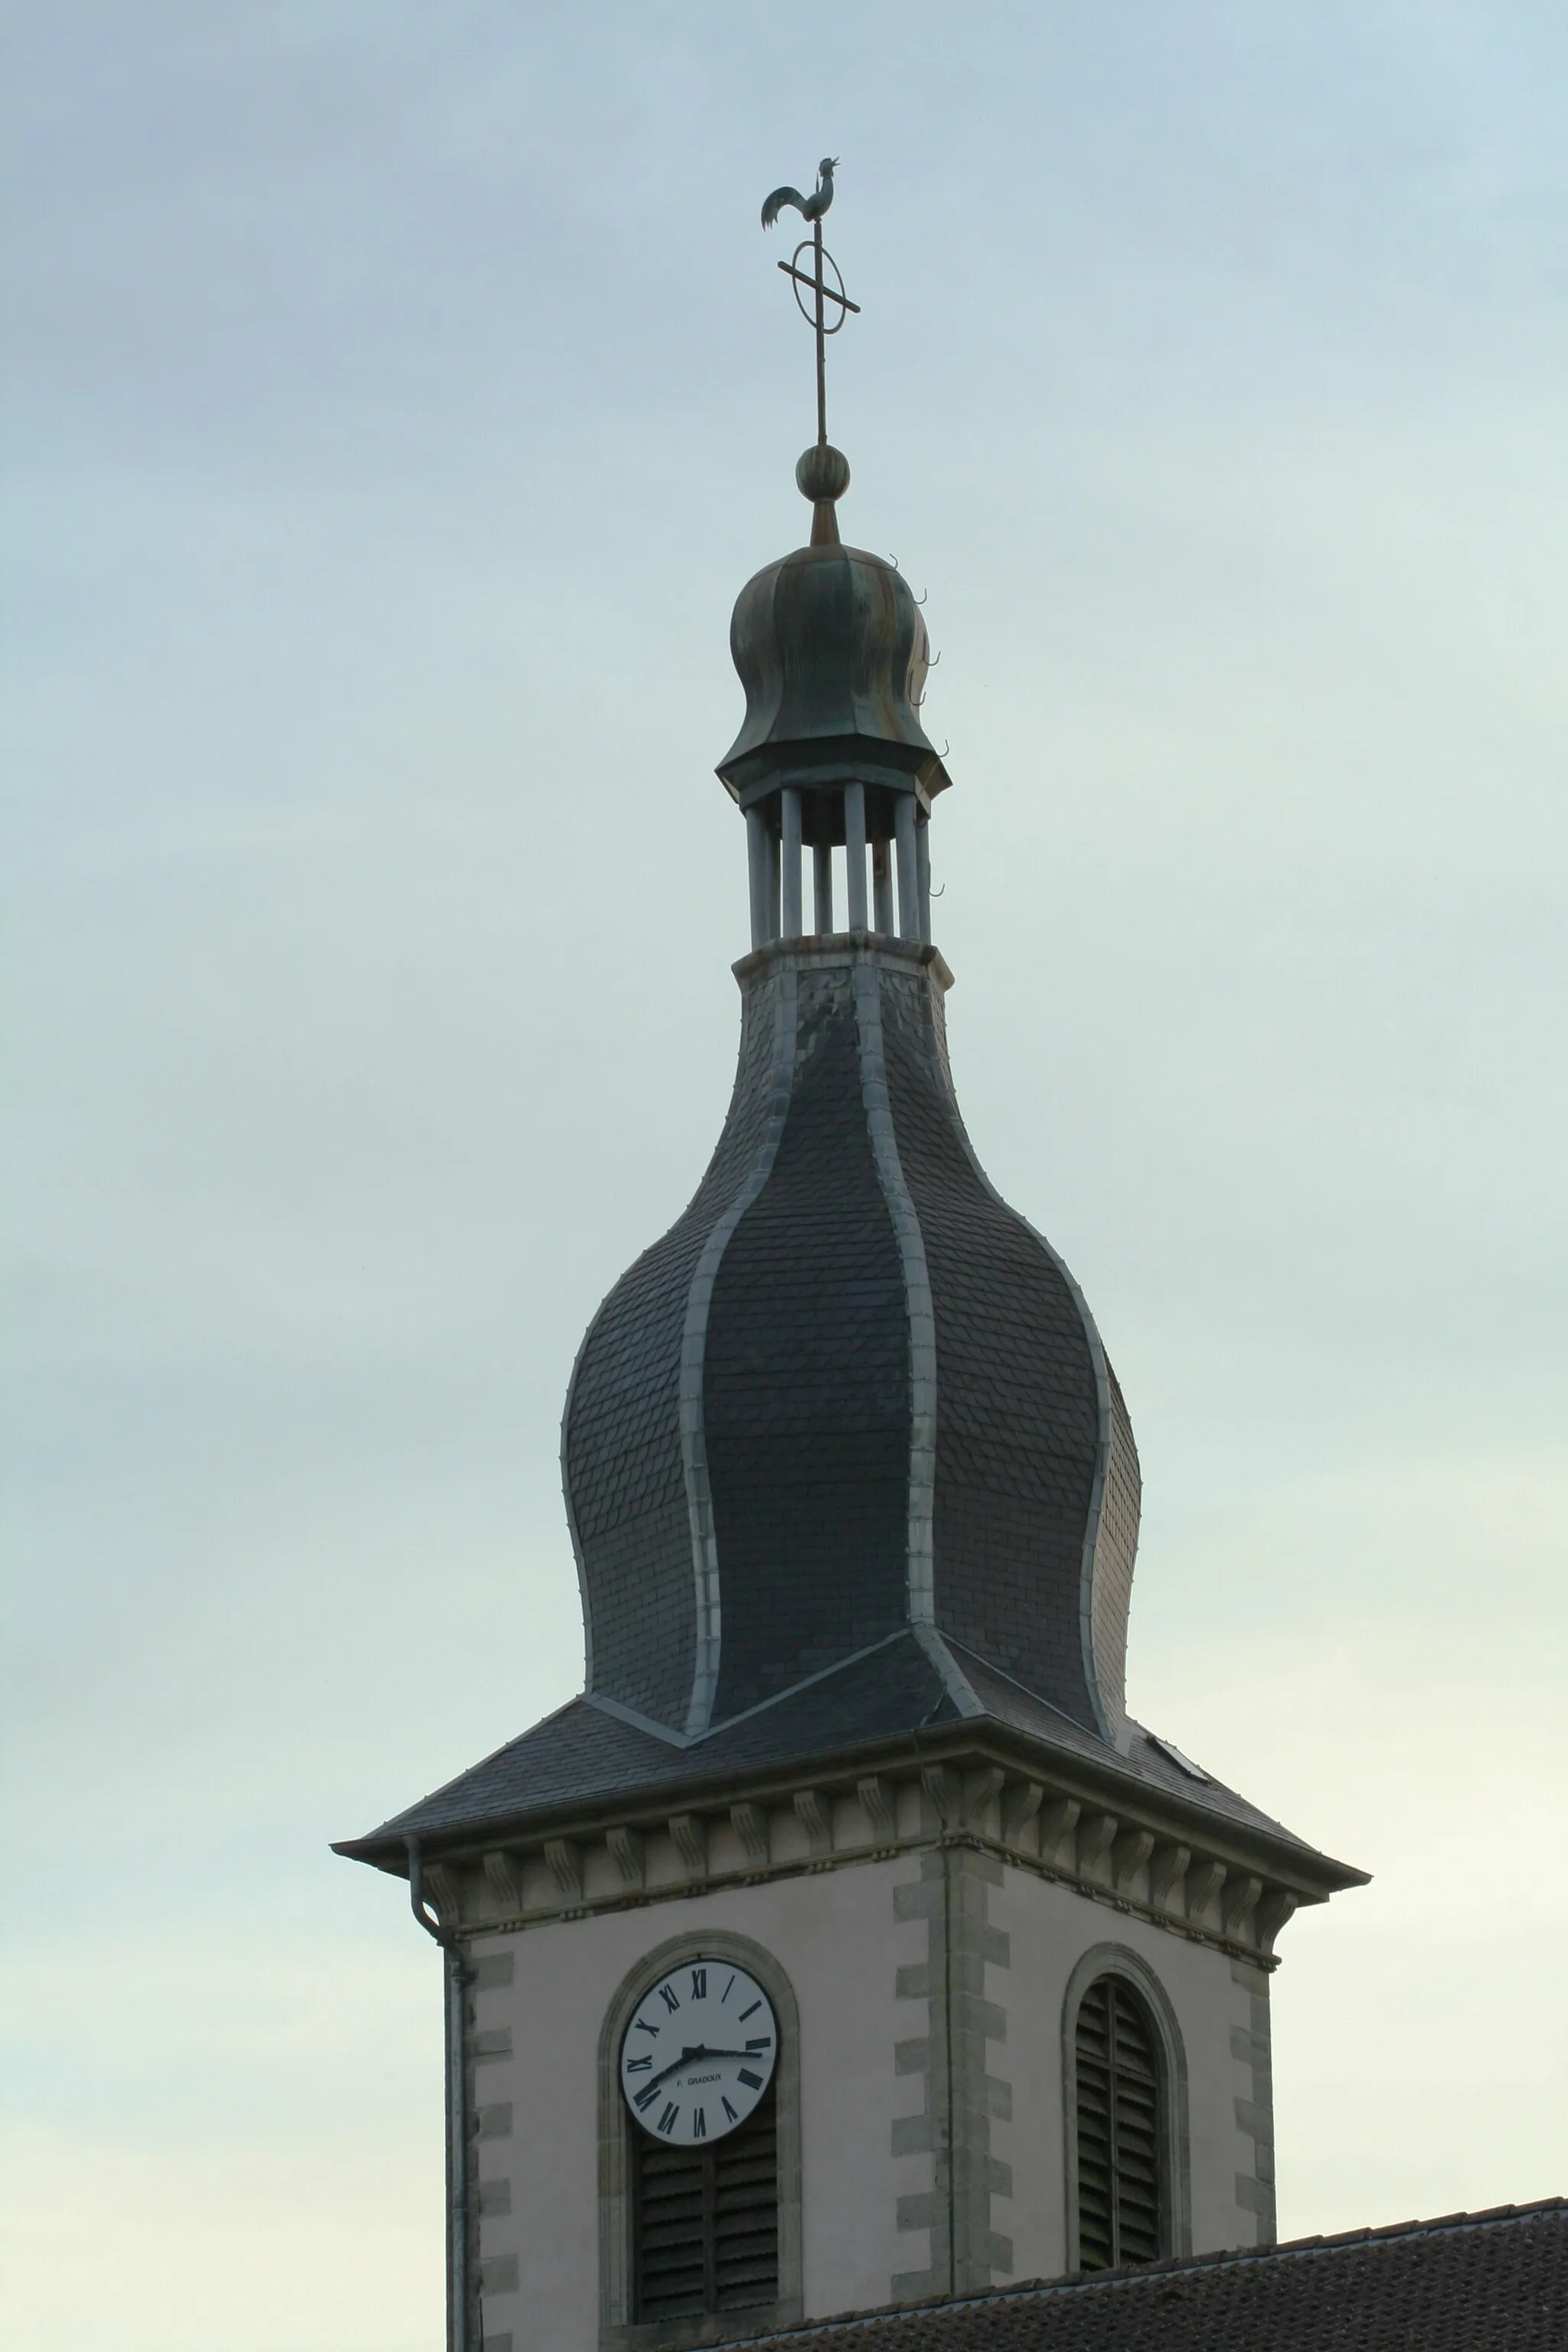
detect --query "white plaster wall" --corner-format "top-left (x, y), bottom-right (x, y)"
top-left (469, 1854), bottom-right (926, 2350)
top-left (997, 1867), bottom-right (1265, 2279)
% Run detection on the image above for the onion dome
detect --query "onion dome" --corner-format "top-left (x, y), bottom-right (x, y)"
top-left (717, 445), bottom-right (951, 816)
top-left (562, 931), bottom-right (1142, 1749)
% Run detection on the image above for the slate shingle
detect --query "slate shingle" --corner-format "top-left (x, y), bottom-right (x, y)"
top-left (701, 2202), bottom-right (1568, 2352)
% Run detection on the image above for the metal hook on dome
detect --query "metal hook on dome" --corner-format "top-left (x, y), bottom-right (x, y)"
top-left (926, 650), bottom-right (940, 668)
top-left (914, 590), bottom-right (927, 606)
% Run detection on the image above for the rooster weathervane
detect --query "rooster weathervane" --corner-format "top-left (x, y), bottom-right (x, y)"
top-left (761, 156), bottom-right (860, 452)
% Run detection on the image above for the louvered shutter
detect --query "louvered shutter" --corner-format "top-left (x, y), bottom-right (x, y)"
top-left (714, 2097), bottom-right (779, 2307)
top-left (632, 2086), bottom-right (780, 2319)
top-left (634, 2138), bottom-right (709, 2319)
top-left (1075, 1975), bottom-right (1163, 2270)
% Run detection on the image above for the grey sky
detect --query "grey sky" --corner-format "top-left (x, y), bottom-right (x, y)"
top-left (4, 5), bottom-right (1566, 2345)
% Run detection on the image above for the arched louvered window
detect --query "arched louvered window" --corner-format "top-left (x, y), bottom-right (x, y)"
top-left (632, 2081), bottom-right (779, 2321)
top-left (1074, 1972), bottom-right (1164, 2270)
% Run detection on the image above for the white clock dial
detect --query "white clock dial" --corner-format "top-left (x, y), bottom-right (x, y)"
top-left (619, 1958), bottom-right (778, 2147)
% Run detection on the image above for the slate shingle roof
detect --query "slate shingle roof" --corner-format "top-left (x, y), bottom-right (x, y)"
top-left (561, 937), bottom-right (1143, 1752)
top-left (704, 2202), bottom-right (1568, 2352)
top-left (339, 1633), bottom-right (949, 1854)
top-left (343, 926), bottom-right (1362, 1881)
top-left (342, 926), bottom-right (1356, 1895)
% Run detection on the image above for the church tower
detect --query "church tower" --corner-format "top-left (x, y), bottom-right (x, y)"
top-left (336, 188), bottom-right (1365, 2352)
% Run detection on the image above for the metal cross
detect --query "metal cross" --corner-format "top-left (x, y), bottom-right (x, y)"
top-left (777, 223), bottom-right (861, 449)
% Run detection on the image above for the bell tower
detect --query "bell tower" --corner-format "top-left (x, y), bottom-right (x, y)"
top-left (336, 177), bottom-right (1365, 2352)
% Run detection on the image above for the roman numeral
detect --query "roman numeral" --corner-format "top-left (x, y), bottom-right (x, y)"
top-left (625, 2055), bottom-right (652, 2073)
top-left (745, 2037), bottom-right (772, 2053)
top-left (634, 2019), bottom-right (658, 2037)
top-left (634, 2082), bottom-right (660, 2111)
top-left (690, 1968), bottom-right (707, 2000)
top-left (737, 2069), bottom-right (763, 2089)
top-left (721, 2097), bottom-right (738, 2122)
top-left (657, 2103), bottom-right (679, 2136)
top-left (658, 1983), bottom-right (680, 2014)
top-left (738, 2000), bottom-right (761, 2020)
top-left (721, 1975), bottom-right (736, 2004)
top-left (692, 2109), bottom-right (707, 2138)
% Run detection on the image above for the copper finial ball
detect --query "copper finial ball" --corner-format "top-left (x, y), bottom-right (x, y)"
top-left (795, 443), bottom-right (851, 504)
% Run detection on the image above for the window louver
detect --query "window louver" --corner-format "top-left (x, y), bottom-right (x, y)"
top-left (1075, 1975), bottom-right (1162, 2271)
top-left (632, 2089), bottom-right (779, 2320)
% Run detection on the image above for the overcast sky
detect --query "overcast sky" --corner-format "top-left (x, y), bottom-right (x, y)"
top-left (4, 6), bottom-right (1566, 2347)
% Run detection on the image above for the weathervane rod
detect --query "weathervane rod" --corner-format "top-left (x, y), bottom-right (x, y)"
top-left (813, 217), bottom-right (826, 448)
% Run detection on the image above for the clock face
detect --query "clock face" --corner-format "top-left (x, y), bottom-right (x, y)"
top-left (619, 1958), bottom-right (778, 2147)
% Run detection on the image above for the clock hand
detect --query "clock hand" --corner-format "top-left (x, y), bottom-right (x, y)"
top-left (636, 2043), bottom-right (758, 2096)
top-left (639, 2043), bottom-right (708, 2096)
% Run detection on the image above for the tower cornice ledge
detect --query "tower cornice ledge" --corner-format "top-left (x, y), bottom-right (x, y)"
top-left (731, 929), bottom-right (954, 992)
top-left (333, 1710), bottom-right (1365, 1969)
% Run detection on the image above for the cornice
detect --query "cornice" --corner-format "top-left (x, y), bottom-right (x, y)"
top-left (354, 1720), bottom-right (1366, 1972)
top-left (730, 930), bottom-right (954, 993)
